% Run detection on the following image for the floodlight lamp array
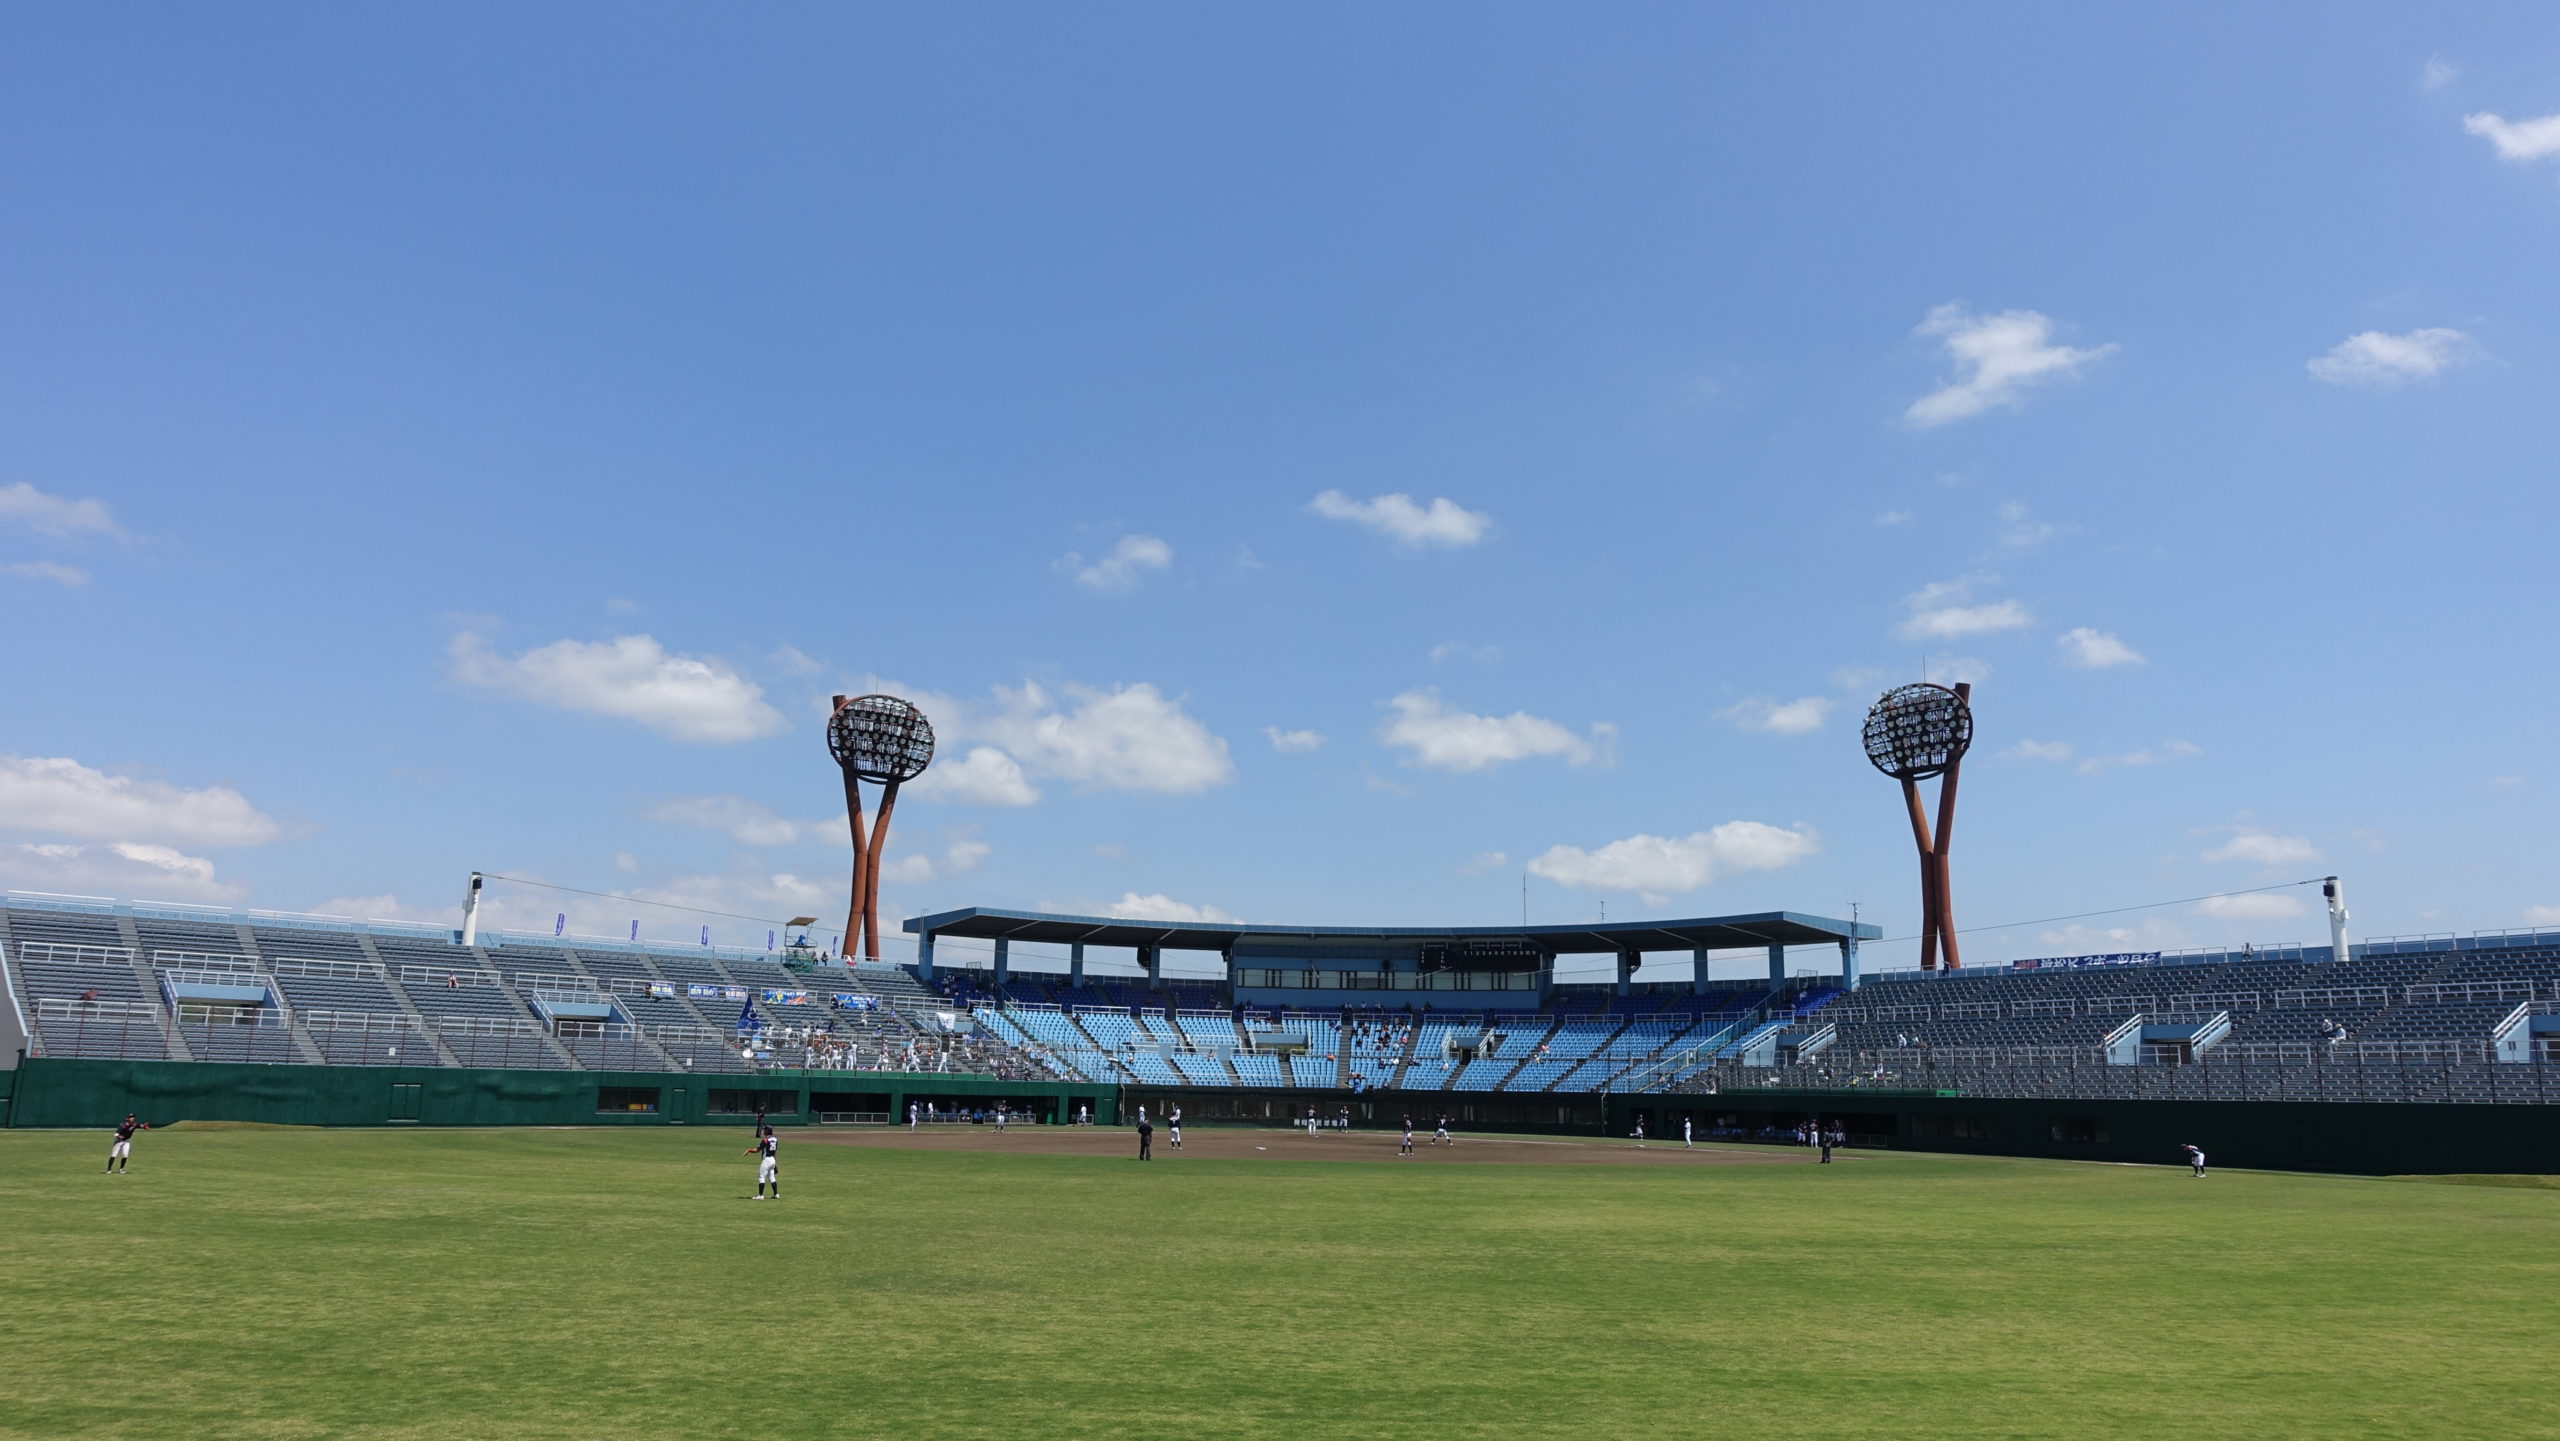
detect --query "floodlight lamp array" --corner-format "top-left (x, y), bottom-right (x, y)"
top-left (1861, 683), bottom-right (1973, 781)
top-left (827, 695), bottom-right (937, 784)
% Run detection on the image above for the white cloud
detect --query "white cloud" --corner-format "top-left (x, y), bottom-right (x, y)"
top-left (972, 681), bottom-right (1232, 794)
top-left (1061, 534), bottom-right (1173, 591)
top-left (770, 644), bottom-right (823, 676)
top-left (1994, 500), bottom-right (2060, 550)
top-left (1897, 575), bottom-right (2032, 641)
top-left (0, 481), bottom-right (123, 538)
top-left (1309, 490), bottom-right (1492, 548)
top-left (1904, 303), bottom-right (2116, 427)
top-left (2307, 328), bottom-right (2475, 387)
top-left (3, 840), bottom-right (239, 902)
top-left (4, 560), bottom-right (87, 586)
top-left (943, 838), bottom-right (991, 874)
top-left (1380, 689), bottom-right (1612, 772)
top-left (1923, 656), bottom-right (1994, 686)
top-left (2421, 58), bottom-right (2459, 91)
top-left (0, 755), bottom-right (280, 847)
top-left (1721, 695), bottom-right (1832, 735)
top-left (648, 794), bottom-right (810, 846)
top-left (2006, 739), bottom-right (2074, 762)
top-left (2197, 892), bottom-right (2306, 922)
top-left (1830, 665), bottom-right (1889, 694)
top-left (1263, 726), bottom-right (1325, 753)
top-left (838, 675), bottom-right (1231, 799)
top-left (906, 745), bottom-right (1042, 807)
top-left (2524, 905), bottom-right (2560, 926)
top-left (1103, 891), bottom-right (1239, 924)
top-left (2202, 831), bottom-right (2320, 867)
top-left (2058, 627), bottom-right (2145, 669)
top-left (2464, 110), bottom-right (2560, 161)
top-left (1528, 821), bottom-right (1820, 894)
top-left (449, 632), bottom-right (786, 744)
top-left (1460, 851), bottom-right (1510, 874)
top-left (878, 853), bottom-right (936, 886)
top-left (2078, 740), bottom-right (2200, 775)
top-left (1874, 510), bottom-right (1914, 527)
top-left (314, 892), bottom-right (432, 924)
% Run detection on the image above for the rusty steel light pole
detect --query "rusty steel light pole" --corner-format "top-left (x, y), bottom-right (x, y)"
top-left (827, 694), bottom-right (936, 961)
top-left (1862, 682), bottom-right (1974, 971)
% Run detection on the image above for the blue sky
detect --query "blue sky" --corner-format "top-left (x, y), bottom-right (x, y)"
top-left (4, 6), bottom-right (2558, 978)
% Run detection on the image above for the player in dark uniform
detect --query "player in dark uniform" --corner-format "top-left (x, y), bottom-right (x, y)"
top-left (106, 1114), bottom-right (149, 1174)
top-left (1434, 1113), bottom-right (1452, 1146)
top-left (743, 1126), bottom-right (780, 1199)
top-left (1136, 1117), bottom-right (1154, 1161)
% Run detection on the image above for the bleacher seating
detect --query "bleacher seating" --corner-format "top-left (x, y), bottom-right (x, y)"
top-left (12, 893), bottom-right (2559, 1104)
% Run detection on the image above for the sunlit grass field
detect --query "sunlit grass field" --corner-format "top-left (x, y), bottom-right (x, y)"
top-left (2, 1125), bottom-right (2554, 1440)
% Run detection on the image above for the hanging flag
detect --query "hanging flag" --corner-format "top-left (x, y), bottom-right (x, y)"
top-left (554, 913), bottom-right (565, 937)
top-left (699, 925), bottom-right (711, 947)
top-left (629, 920), bottom-right (639, 942)
top-left (734, 997), bottom-right (762, 1034)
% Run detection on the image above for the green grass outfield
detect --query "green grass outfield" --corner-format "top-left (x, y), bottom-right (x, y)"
top-left (2, 1127), bottom-right (2555, 1440)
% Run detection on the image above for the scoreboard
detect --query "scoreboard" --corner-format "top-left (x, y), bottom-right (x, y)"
top-left (1416, 940), bottom-right (1545, 973)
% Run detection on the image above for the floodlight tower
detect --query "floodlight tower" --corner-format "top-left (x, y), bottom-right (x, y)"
top-left (1863, 682), bottom-right (1975, 970)
top-left (827, 694), bottom-right (936, 961)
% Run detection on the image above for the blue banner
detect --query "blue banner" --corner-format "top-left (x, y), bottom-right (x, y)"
top-left (762, 989), bottom-right (811, 1005)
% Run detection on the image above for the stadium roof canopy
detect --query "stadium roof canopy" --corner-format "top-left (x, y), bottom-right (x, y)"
top-left (904, 907), bottom-right (1879, 954)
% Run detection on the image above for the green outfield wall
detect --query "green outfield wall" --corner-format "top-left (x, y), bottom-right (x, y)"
top-left (14, 1058), bottom-right (2560, 1172)
top-left (1609, 1090), bottom-right (2560, 1176)
top-left (3, 1058), bottom-right (1115, 1130)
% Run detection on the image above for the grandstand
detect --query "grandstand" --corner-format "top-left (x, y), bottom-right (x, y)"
top-left (10, 891), bottom-right (2560, 1145)
top-left (0, 893), bottom-right (1064, 1084)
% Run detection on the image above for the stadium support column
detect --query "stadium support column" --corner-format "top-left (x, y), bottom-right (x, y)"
top-left (1839, 937), bottom-right (1860, 991)
top-left (992, 937), bottom-right (1010, 986)
top-left (1070, 942), bottom-right (1085, 986)
top-left (916, 931), bottom-right (936, 984)
top-left (1767, 943), bottom-right (1785, 986)
top-left (1142, 945), bottom-right (1161, 986)
top-left (1691, 946), bottom-right (1711, 994)
top-left (1615, 949), bottom-right (1636, 999)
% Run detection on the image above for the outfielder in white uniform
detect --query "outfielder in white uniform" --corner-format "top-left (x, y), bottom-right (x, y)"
top-left (107, 1114), bottom-right (149, 1174)
top-left (744, 1128), bottom-right (780, 1199)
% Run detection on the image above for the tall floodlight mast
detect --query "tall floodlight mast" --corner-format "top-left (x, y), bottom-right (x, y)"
top-left (827, 694), bottom-right (936, 961)
top-left (1862, 682), bottom-right (1974, 970)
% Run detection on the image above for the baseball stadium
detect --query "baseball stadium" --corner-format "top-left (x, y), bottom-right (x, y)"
top-left (6, 683), bottom-right (2560, 1440)
top-left (12, 8), bottom-right (2560, 1440)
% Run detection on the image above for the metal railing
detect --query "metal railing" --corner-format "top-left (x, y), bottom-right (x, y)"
top-left (17, 941), bottom-right (136, 967)
top-left (266, 957), bottom-right (383, 980)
